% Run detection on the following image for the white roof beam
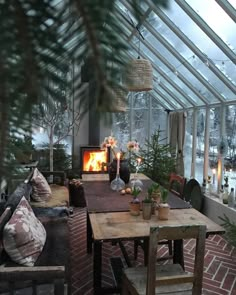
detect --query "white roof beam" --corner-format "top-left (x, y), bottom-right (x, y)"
top-left (215, 0), bottom-right (236, 23)
top-left (116, 4), bottom-right (209, 106)
top-left (117, 10), bottom-right (197, 108)
top-left (142, 20), bottom-right (226, 103)
top-left (159, 82), bottom-right (186, 109)
top-left (146, 0), bottom-right (236, 94)
top-left (127, 7), bottom-right (152, 42)
top-left (125, 50), bottom-right (169, 110)
top-left (149, 92), bottom-right (168, 109)
top-left (153, 87), bottom-right (179, 110)
top-left (128, 39), bottom-right (197, 107)
top-left (175, 0), bottom-right (236, 64)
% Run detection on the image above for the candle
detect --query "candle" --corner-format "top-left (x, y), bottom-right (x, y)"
top-left (116, 152), bottom-right (120, 175)
top-left (212, 168), bottom-right (216, 185)
top-left (137, 158), bottom-right (141, 166)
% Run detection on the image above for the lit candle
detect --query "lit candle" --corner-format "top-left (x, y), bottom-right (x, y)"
top-left (137, 158), bottom-right (141, 166)
top-left (116, 152), bottom-right (120, 175)
top-left (212, 168), bottom-right (216, 185)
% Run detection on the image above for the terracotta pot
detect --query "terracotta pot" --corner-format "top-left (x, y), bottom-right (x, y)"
top-left (129, 202), bottom-right (140, 216)
top-left (142, 202), bottom-right (152, 220)
top-left (158, 203), bottom-right (170, 220)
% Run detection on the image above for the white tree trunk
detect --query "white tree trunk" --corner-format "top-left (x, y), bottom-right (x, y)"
top-left (49, 126), bottom-right (54, 172)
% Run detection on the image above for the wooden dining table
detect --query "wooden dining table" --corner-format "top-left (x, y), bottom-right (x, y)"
top-left (82, 173), bottom-right (225, 295)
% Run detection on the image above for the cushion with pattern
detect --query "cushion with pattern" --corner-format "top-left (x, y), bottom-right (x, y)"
top-left (31, 168), bottom-right (52, 202)
top-left (3, 196), bottom-right (46, 266)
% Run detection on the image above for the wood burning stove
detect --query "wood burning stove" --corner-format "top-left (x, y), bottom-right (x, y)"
top-left (80, 146), bottom-right (110, 173)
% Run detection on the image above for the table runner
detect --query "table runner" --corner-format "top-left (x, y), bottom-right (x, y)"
top-left (83, 179), bottom-right (191, 213)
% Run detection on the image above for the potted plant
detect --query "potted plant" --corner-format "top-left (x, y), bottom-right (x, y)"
top-left (129, 186), bottom-right (141, 216)
top-left (149, 182), bottom-right (161, 203)
top-left (148, 182), bottom-right (161, 214)
top-left (158, 188), bottom-right (170, 220)
top-left (142, 194), bottom-right (153, 220)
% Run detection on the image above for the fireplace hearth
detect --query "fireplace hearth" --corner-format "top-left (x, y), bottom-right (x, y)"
top-left (80, 146), bottom-right (110, 174)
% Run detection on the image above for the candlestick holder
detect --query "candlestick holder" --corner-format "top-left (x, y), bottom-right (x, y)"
top-left (130, 165), bottom-right (143, 191)
top-left (110, 174), bottom-right (125, 191)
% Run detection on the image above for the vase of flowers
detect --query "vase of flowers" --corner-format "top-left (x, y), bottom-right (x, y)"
top-left (101, 135), bottom-right (139, 184)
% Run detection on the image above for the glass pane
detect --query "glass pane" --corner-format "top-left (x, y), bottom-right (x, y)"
top-left (184, 110), bottom-right (193, 179)
top-left (151, 108), bottom-right (167, 141)
top-left (112, 111), bottom-right (130, 150)
top-left (225, 105), bottom-right (236, 189)
top-left (132, 93), bottom-right (149, 146)
top-left (208, 107), bottom-right (220, 191)
top-left (147, 4), bottom-right (235, 105)
top-left (195, 109), bottom-right (206, 184)
top-left (186, 0), bottom-right (235, 46)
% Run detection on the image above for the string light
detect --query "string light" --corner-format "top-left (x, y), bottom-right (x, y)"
top-left (174, 69), bottom-right (178, 76)
top-left (154, 54), bottom-right (232, 84)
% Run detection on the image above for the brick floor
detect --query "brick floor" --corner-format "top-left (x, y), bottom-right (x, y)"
top-left (69, 208), bottom-right (236, 295)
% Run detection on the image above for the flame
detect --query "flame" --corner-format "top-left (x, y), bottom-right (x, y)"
top-left (83, 150), bottom-right (107, 172)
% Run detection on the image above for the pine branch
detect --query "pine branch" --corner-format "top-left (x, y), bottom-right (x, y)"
top-left (219, 214), bottom-right (236, 248)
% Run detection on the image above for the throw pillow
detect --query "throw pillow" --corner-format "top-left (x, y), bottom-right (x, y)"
top-left (3, 196), bottom-right (46, 266)
top-left (31, 168), bottom-right (52, 202)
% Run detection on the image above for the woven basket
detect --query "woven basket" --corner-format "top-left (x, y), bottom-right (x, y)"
top-left (125, 58), bottom-right (153, 91)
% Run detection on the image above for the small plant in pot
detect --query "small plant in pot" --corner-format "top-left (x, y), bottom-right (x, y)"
top-left (149, 182), bottom-right (161, 204)
top-left (148, 182), bottom-right (161, 214)
top-left (158, 188), bottom-right (170, 220)
top-left (142, 194), bottom-right (153, 220)
top-left (129, 186), bottom-right (141, 216)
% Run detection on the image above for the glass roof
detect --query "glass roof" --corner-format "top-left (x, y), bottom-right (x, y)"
top-left (117, 0), bottom-right (236, 110)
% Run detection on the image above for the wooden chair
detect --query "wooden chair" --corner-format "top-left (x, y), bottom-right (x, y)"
top-left (134, 173), bottom-right (187, 262)
top-left (122, 224), bottom-right (206, 295)
top-left (183, 179), bottom-right (204, 212)
top-left (169, 173), bottom-right (186, 199)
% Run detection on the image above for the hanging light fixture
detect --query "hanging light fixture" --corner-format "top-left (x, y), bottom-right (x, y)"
top-left (125, 26), bottom-right (153, 92)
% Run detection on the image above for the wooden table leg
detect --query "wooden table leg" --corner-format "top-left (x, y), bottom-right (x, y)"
top-left (143, 238), bottom-right (149, 266)
top-left (173, 239), bottom-right (185, 270)
top-left (87, 211), bottom-right (93, 254)
top-left (93, 241), bottom-right (102, 295)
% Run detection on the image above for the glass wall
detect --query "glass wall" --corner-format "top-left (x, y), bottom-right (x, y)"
top-left (112, 93), bottom-right (167, 151)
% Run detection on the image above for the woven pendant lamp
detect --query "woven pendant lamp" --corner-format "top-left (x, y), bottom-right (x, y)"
top-left (125, 57), bottom-right (153, 92)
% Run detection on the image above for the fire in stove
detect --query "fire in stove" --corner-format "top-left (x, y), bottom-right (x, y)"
top-left (81, 147), bottom-right (109, 172)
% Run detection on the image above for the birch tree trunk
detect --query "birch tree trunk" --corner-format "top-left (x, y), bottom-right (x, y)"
top-left (49, 125), bottom-right (54, 172)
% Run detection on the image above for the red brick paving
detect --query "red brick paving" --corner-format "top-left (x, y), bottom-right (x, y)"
top-left (69, 208), bottom-right (236, 295)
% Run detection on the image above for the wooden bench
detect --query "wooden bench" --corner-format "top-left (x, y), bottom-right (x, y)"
top-left (0, 179), bottom-right (70, 295)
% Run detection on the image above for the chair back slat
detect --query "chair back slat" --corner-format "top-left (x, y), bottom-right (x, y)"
top-left (146, 224), bottom-right (206, 295)
top-left (151, 225), bottom-right (202, 241)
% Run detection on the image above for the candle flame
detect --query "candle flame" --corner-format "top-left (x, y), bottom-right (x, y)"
top-left (137, 158), bottom-right (141, 164)
top-left (212, 168), bottom-right (216, 174)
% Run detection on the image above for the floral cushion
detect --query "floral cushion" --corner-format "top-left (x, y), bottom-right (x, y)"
top-left (3, 196), bottom-right (46, 266)
top-left (31, 168), bottom-right (52, 202)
